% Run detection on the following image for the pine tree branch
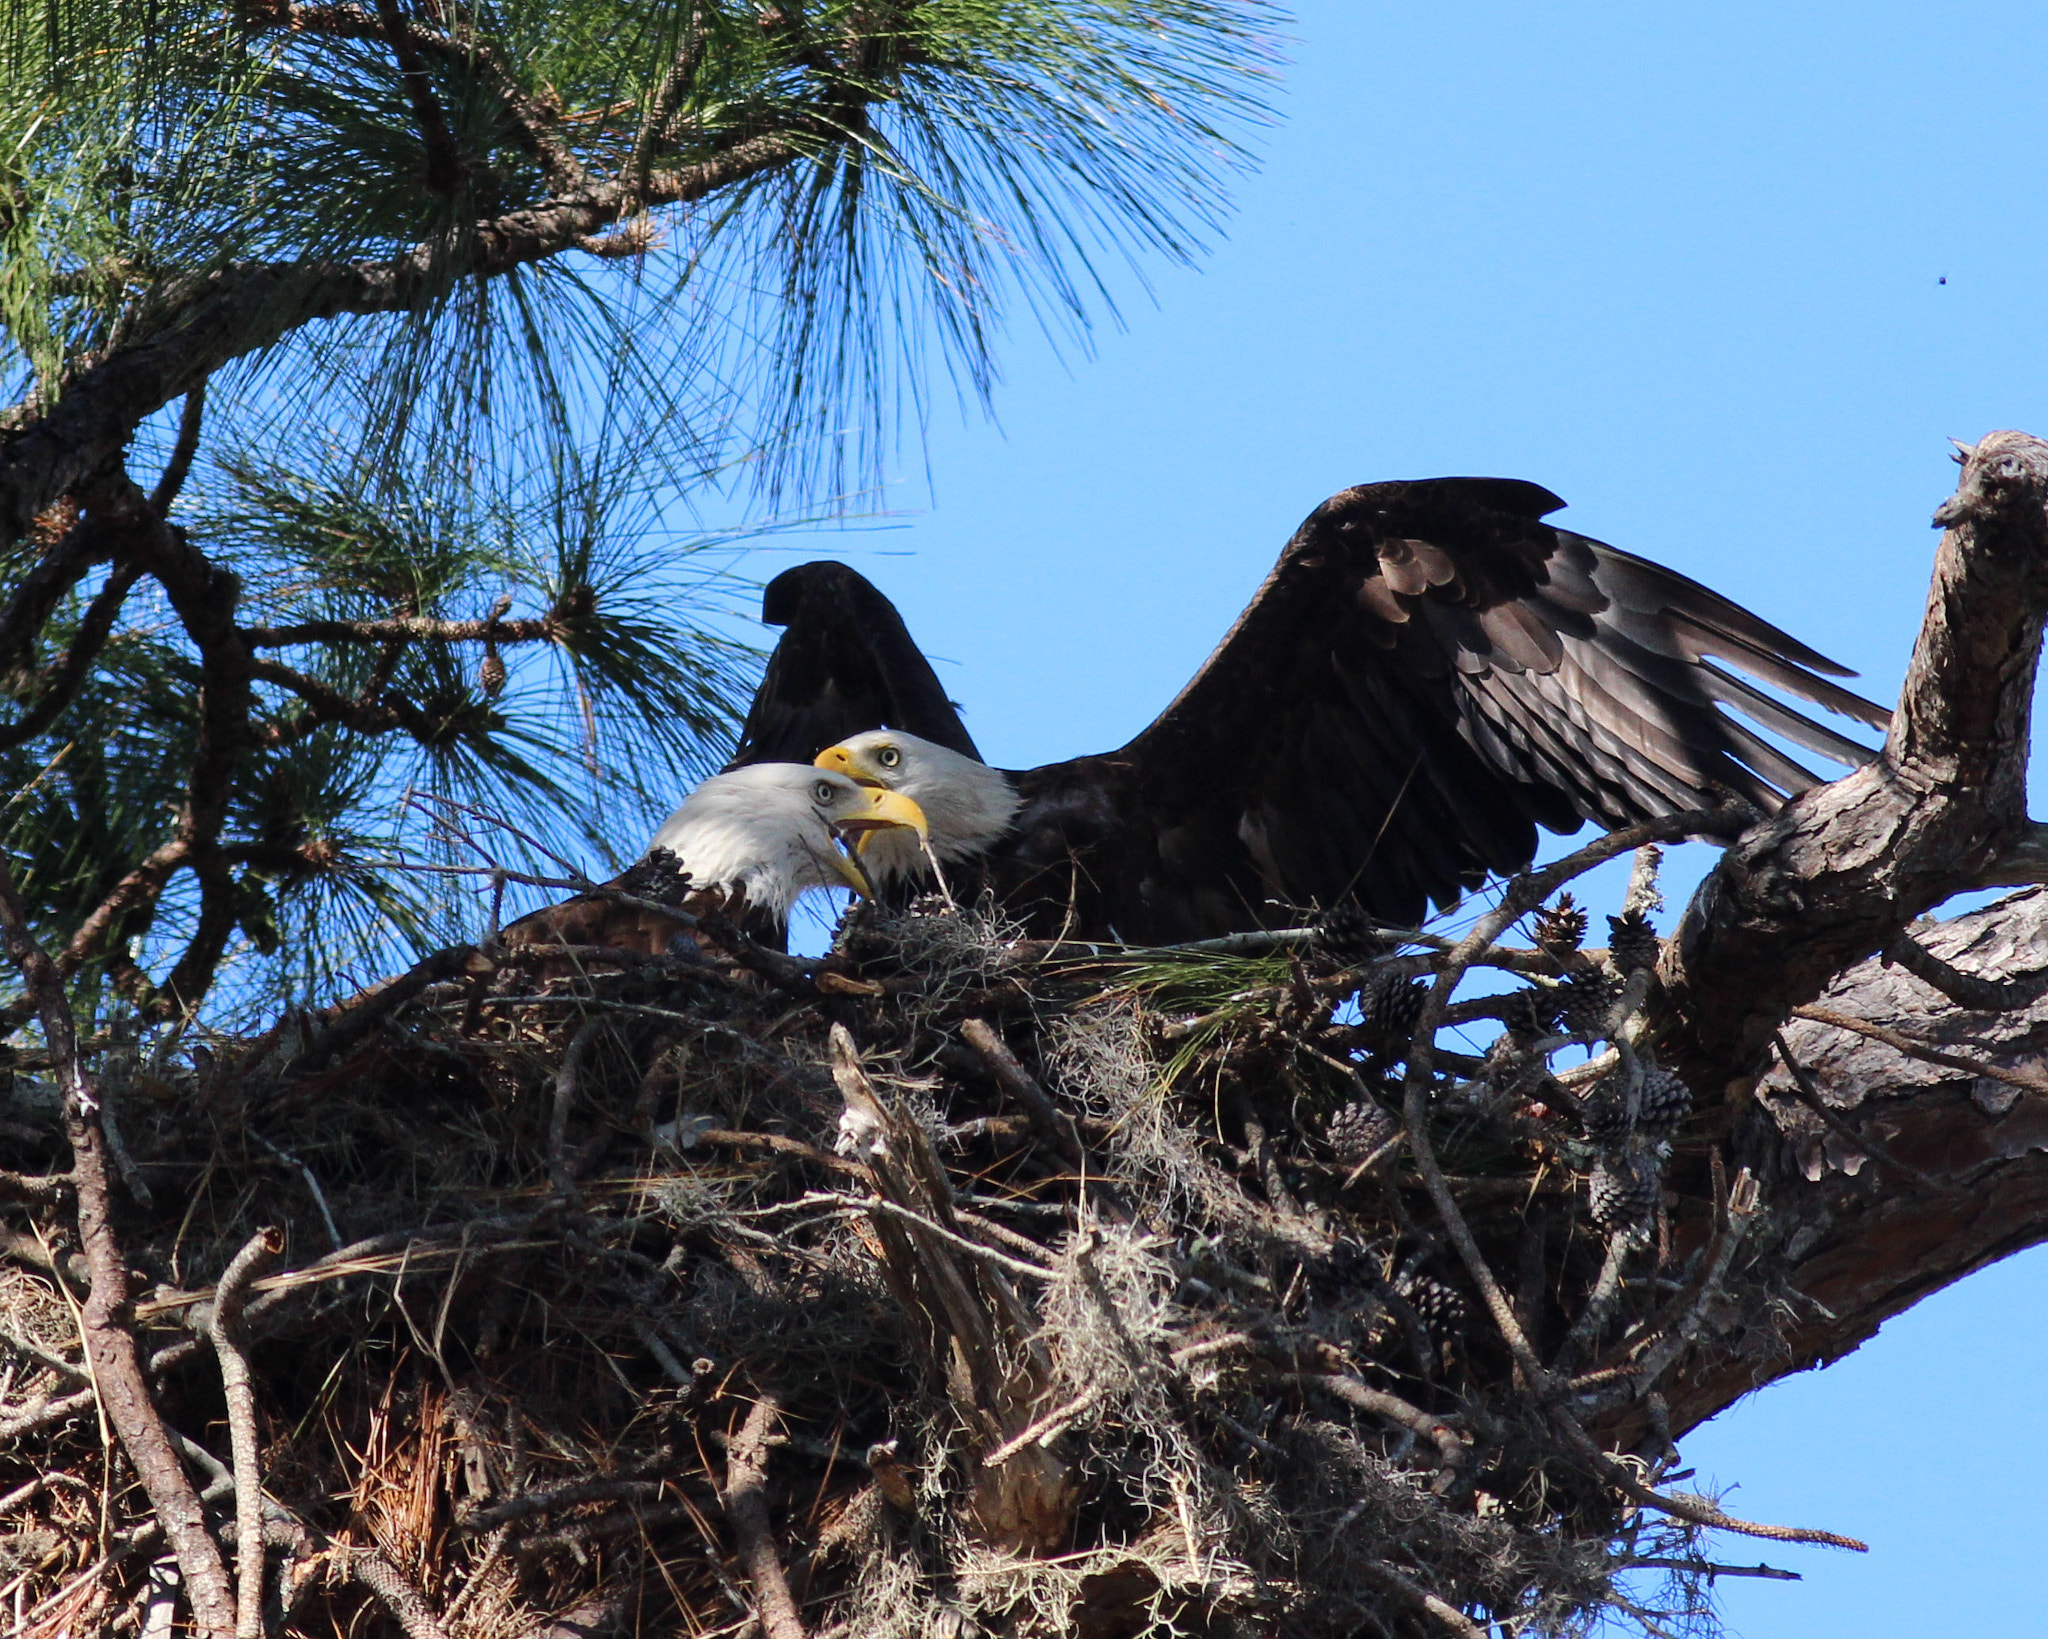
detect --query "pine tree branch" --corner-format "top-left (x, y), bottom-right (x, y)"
top-left (147, 385), bottom-right (207, 516)
top-left (0, 561), bottom-right (145, 749)
top-left (249, 657), bottom-right (408, 736)
top-left (18, 477), bottom-right (255, 1010)
top-left (243, 612), bottom-right (558, 647)
top-left (0, 511), bottom-right (111, 674)
top-left (0, 135), bottom-right (808, 548)
top-left (634, 8), bottom-right (707, 187)
top-left (373, 0), bottom-right (467, 195)
top-left (266, 1), bottom-right (585, 190)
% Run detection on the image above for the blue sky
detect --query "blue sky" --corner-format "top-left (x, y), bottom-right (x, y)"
top-left (717, 3), bottom-right (2048, 1632)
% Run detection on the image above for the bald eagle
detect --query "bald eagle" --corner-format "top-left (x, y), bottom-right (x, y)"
top-left (502, 763), bottom-right (928, 956)
top-left (729, 477), bottom-right (1890, 944)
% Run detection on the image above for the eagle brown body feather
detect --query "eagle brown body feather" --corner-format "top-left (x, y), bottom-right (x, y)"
top-left (731, 478), bottom-right (1889, 943)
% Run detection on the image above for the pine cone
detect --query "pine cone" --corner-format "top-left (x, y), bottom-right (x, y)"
top-left (616, 848), bottom-right (694, 906)
top-left (1579, 1083), bottom-right (1631, 1143)
top-left (1635, 1064), bottom-right (1693, 1134)
top-left (478, 647), bottom-right (507, 697)
top-left (1394, 1270), bottom-right (1469, 1352)
top-left (1558, 971), bottom-right (1619, 1039)
top-left (1363, 967), bottom-right (1428, 1046)
top-left (1533, 893), bottom-right (1589, 958)
top-left (1315, 902), bottom-right (1387, 962)
top-left (1327, 1099), bottom-right (1399, 1168)
top-left (1588, 1152), bottom-right (1660, 1236)
top-left (1607, 908), bottom-right (1660, 974)
top-left (1503, 986), bottom-right (1564, 1039)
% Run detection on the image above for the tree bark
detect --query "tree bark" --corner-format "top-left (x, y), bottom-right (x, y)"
top-left (1647, 887), bottom-right (2048, 1439)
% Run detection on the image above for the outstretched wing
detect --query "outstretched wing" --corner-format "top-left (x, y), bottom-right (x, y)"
top-left (1057, 476), bottom-right (1889, 933)
top-left (724, 562), bottom-right (981, 767)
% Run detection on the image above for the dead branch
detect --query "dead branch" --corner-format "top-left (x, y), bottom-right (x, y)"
top-left (549, 1017), bottom-right (609, 1194)
top-left (1791, 1004), bottom-right (2048, 1095)
top-left (0, 854), bottom-right (238, 1636)
top-left (1885, 926), bottom-right (2048, 1011)
top-left (1352, 1559), bottom-right (1490, 1639)
top-left (0, 1167), bottom-right (68, 1206)
top-left (1622, 1557), bottom-right (1801, 1582)
top-left (350, 1547), bottom-right (455, 1639)
top-left (1399, 808), bottom-right (1750, 1390)
top-left (198, 1226), bottom-right (284, 1639)
top-left (1285, 1373), bottom-right (1467, 1481)
top-left (1771, 1030), bottom-right (1952, 1193)
top-left (721, 1395), bottom-right (807, 1639)
top-left (961, 1016), bottom-right (1083, 1166)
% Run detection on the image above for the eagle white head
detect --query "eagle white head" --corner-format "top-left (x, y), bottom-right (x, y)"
top-left (646, 763), bottom-right (928, 923)
top-left (811, 729), bottom-right (1021, 887)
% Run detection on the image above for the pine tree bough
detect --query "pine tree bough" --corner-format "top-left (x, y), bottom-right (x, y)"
top-left (0, 141), bottom-right (803, 551)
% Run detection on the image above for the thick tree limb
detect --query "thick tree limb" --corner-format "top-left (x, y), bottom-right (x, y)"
top-left (1564, 436), bottom-right (2048, 1460)
top-left (1981, 820), bottom-right (2048, 886)
top-left (1661, 432), bottom-right (2048, 1097)
top-left (1631, 888), bottom-right (2048, 1441)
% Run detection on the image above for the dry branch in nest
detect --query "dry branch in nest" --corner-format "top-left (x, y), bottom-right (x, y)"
top-left (4, 435), bottom-right (2048, 1637)
top-left (0, 865), bottom-right (1856, 1639)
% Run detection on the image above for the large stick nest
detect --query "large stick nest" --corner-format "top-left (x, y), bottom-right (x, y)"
top-left (1, 853), bottom-right (1825, 1638)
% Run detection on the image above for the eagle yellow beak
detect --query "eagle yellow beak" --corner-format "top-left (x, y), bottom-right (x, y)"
top-left (814, 743), bottom-right (874, 785)
top-left (824, 787), bottom-right (928, 895)
top-left (825, 846), bottom-right (877, 897)
top-left (836, 786), bottom-right (928, 845)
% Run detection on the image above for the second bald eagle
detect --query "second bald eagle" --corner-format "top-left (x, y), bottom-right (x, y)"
top-left (729, 477), bottom-right (1890, 944)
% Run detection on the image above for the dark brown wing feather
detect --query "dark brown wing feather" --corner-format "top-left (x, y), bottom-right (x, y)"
top-left (725, 561), bottom-right (981, 767)
top-left (498, 853), bottom-right (784, 960)
top-left (995, 478), bottom-right (1889, 940)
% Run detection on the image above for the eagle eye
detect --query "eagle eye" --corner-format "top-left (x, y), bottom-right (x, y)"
top-left (877, 745), bottom-right (902, 769)
top-left (813, 779), bottom-right (838, 806)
